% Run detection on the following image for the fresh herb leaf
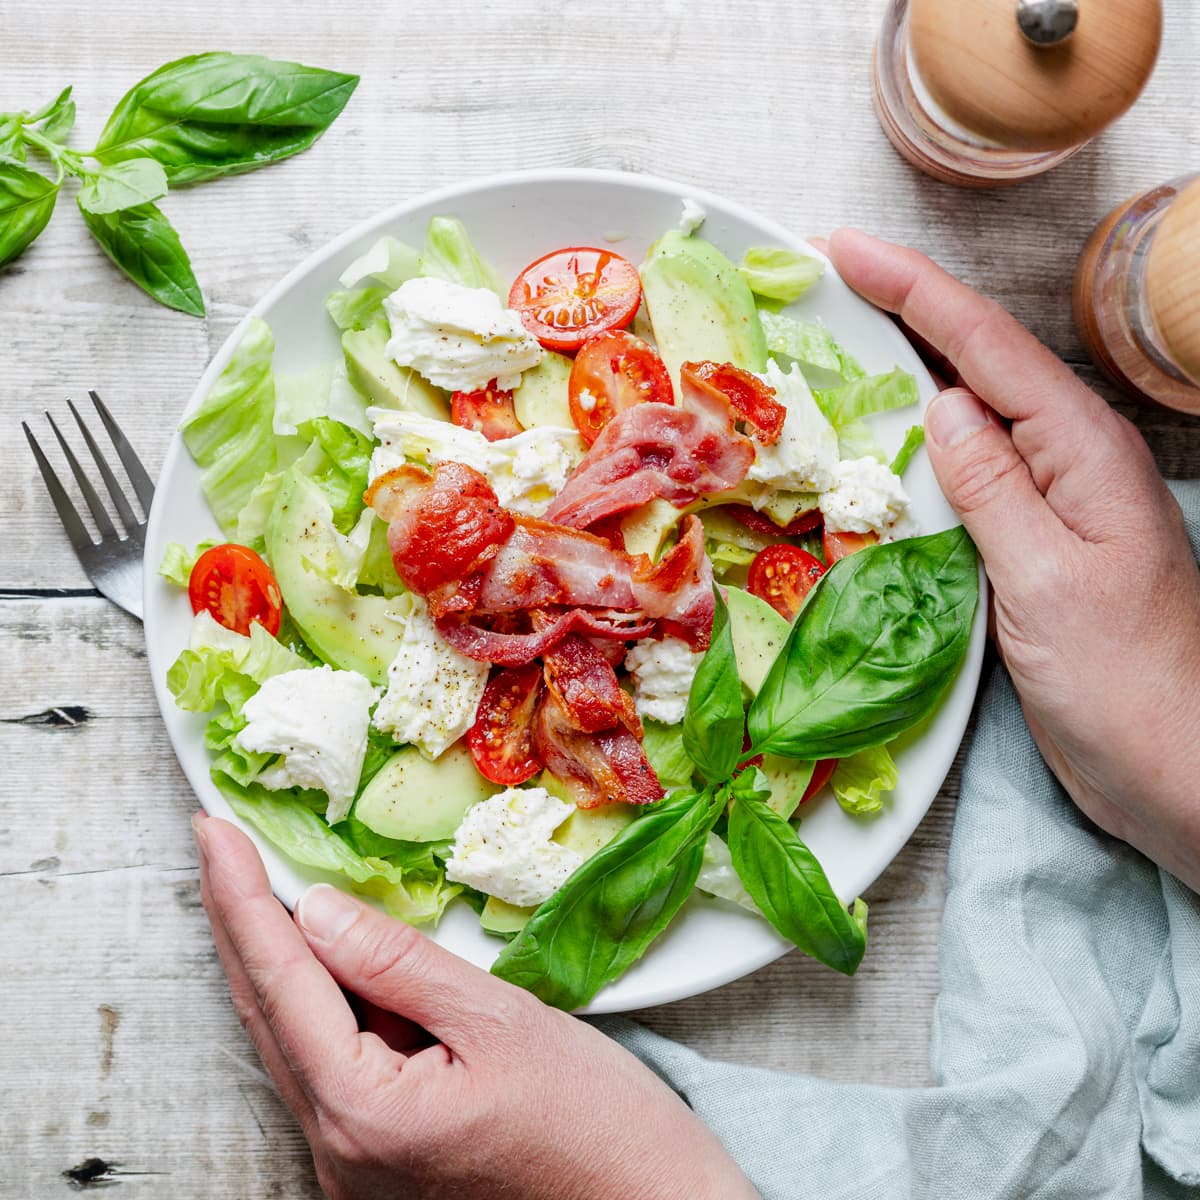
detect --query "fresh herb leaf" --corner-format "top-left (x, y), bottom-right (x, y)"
top-left (890, 424), bottom-right (926, 476)
top-left (747, 527), bottom-right (978, 760)
top-left (0, 116), bottom-right (27, 162)
top-left (0, 160), bottom-right (58, 266)
top-left (93, 52), bottom-right (358, 185)
top-left (78, 158), bottom-right (168, 215)
top-left (682, 588), bottom-right (746, 785)
top-left (491, 787), bottom-right (724, 1009)
top-left (727, 788), bottom-right (867, 975)
top-left (641, 720), bottom-right (695, 790)
top-left (35, 87), bottom-right (76, 143)
top-left (78, 198), bottom-right (203, 315)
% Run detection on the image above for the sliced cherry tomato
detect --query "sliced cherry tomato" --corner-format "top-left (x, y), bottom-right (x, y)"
top-left (451, 382), bottom-right (522, 442)
top-left (800, 758), bottom-right (837, 806)
top-left (467, 664), bottom-right (545, 786)
top-left (568, 331), bottom-right (673, 445)
top-left (188, 544), bottom-right (282, 637)
top-left (822, 529), bottom-right (879, 563)
top-left (685, 361), bottom-right (786, 444)
top-left (747, 544), bottom-right (827, 621)
top-left (728, 504), bottom-right (824, 538)
top-left (509, 247), bottom-right (641, 352)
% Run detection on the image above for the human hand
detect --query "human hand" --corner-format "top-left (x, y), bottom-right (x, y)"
top-left (828, 229), bottom-right (1200, 890)
top-left (194, 813), bottom-right (759, 1200)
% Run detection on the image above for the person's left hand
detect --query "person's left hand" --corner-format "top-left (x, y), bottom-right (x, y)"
top-left (194, 813), bottom-right (759, 1200)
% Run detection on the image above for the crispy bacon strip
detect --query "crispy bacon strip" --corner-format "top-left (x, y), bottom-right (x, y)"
top-left (686, 360), bottom-right (785, 444)
top-left (544, 367), bottom-right (756, 531)
top-left (542, 635), bottom-right (641, 736)
top-left (436, 608), bottom-right (655, 667)
top-left (532, 692), bottom-right (664, 808)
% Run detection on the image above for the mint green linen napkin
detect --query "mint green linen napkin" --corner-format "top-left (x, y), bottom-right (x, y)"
top-left (598, 481), bottom-right (1200, 1200)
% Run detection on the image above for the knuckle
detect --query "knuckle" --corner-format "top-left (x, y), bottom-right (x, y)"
top-left (354, 918), bottom-right (427, 986)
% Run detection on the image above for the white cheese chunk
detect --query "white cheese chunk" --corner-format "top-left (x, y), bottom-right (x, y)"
top-left (367, 406), bottom-right (582, 517)
top-left (383, 276), bottom-right (543, 392)
top-left (678, 197), bottom-right (707, 236)
top-left (819, 456), bottom-right (916, 541)
top-left (748, 360), bottom-right (840, 497)
top-left (445, 786), bottom-right (583, 908)
top-left (624, 637), bottom-right (706, 726)
top-left (235, 666), bottom-right (379, 824)
top-left (373, 596), bottom-right (490, 760)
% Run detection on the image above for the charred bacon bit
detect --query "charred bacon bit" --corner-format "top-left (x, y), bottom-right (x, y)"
top-left (436, 608), bottom-right (655, 667)
top-left (542, 634), bottom-right (641, 736)
top-left (684, 361), bottom-right (786, 445)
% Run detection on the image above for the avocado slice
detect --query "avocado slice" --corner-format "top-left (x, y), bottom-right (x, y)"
top-left (552, 802), bottom-right (636, 858)
top-left (640, 231), bottom-right (768, 391)
top-left (480, 895), bottom-right (536, 937)
top-left (724, 585), bottom-right (789, 696)
top-left (620, 498), bottom-right (681, 560)
top-left (512, 349), bottom-right (574, 429)
top-left (342, 324), bottom-right (449, 420)
top-left (265, 469), bottom-right (407, 684)
top-left (355, 742), bottom-right (494, 842)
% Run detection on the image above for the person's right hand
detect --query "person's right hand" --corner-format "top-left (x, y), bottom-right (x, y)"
top-left (828, 228), bottom-right (1200, 891)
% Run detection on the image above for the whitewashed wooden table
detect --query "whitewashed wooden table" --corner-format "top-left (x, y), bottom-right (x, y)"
top-left (3, 1), bottom-right (1198, 1195)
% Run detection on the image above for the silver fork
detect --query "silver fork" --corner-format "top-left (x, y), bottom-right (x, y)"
top-left (23, 392), bottom-right (155, 621)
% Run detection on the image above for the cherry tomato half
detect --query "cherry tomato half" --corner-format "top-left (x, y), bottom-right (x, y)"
top-left (800, 759), bottom-right (838, 806)
top-left (728, 504), bottom-right (824, 538)
top-left (822, 529), bottom-right (879, 563)
top-left (509, 247), bottom-right (642, 352)
top-left (188, 544), bottom-right (283, 637)
top-left (467, 664), bottom-right (545, 786)
top-left (451, 382), bottom-right (522, 442)
top-left (747, 544), bottom-right (827, 621)
top-left (568, 331), bottom-right (673, 445)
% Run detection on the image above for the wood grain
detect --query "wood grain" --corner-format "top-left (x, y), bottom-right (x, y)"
top-left (1, 0), bottom-right (1198, 1196)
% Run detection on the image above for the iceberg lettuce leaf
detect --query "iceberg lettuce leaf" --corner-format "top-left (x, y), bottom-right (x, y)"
top-left (739, 247), bottom-right (824, 304)
top-left (759, 311), bottom-right (865, 387)
top-left (830, 744), bottom-right (899, 816)
top-left (158, 540), bottom-right (218, 587)
top-left (890, 424), bottom-right (926, 476)
top-left (813, 368), bottom-right (920, 429)
top-left (419, 216), bottom-right (506, 296)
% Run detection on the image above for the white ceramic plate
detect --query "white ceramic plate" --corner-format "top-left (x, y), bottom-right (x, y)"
top-left (144, 168), bottom-right (986, 1015)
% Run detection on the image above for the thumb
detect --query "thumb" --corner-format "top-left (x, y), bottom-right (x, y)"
top-left (295, 883), bottom-right (535, 1052)
top-left (924, 388), bottom-right (1067, 590)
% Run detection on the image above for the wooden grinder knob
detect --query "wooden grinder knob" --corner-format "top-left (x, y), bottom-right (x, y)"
top-left (909, 0), bottom-right (1162, 150)
top-left (1146, 179), bottom-right (1200, 389)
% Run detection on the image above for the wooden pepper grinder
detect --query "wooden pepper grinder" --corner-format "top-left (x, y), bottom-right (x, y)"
top-left (874, 0), bottom-right (1162, 187)
top-left (1074, 175), bottom-right (1200, 414)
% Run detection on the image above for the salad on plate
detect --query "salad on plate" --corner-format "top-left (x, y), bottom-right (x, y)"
top-left (162, 201), bottom-right (978, 1010)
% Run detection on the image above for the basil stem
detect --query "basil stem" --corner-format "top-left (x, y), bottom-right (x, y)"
top-left (727, 788), bottom-right (867, 975)
top-left (682, 587), bottom-right (746, 785)
top-left (491, 788), bottom-right (725, 1010)
top-left (747, 526), bottom-right (978, 760)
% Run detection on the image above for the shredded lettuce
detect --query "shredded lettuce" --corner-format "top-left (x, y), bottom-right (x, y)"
top-left (158, 540), bottom-right (218, 587)
top-left (641, 720), bottom-right (695, 790)
top-left (180, 318), bottom-right (278, 536)
top-left (738, 247), bottom-right (824, 304)
top-left (419, 216), bottom-right (506, 296)
top-left (338, 235), bottom-right (420, 290)
top-left (325, 285), bottom-right (389, 333)
top-left (217, 778), bottom-right (460, 925)
top-left (759, 311), bottom-right (865, 387)
top-left (357, 516), bottom-right (406, 597)
top-left (275, 363), bottom-right (371, 440)
top-left (299, 417), bottom-right (373, 532)
top-left (890, 424), bottom-right (926, 476)
top-left (831, 745), bottom-right (899, 816)
top-left (813, 368), bottom-right (920, 428)
top-left (696, 833), bottom-right (759, 912)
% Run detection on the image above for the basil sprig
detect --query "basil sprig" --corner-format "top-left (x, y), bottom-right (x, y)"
top-left (0, 53), bottom-right (357, 311)
top-left (746, 526), bottom-right (978, 760)
top-left (491, 787), bottom-right (725, 1010)
top-left (682, 588), bottom-right (744, 784)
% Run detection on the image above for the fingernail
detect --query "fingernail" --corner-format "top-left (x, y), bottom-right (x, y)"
top-left (192, 811), bottom-right (209, 861)
top-left (926, 389), bottom-right (993, 449)
top-left (296, 884), bottom-right (360, 943)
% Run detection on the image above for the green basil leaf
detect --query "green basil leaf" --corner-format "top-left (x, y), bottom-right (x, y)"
top-left (0, 116), bottom-right (26, 162)
top-left (491, 788), bottom-right (723, 1009)
top-left (747, 526), bottom-right (978, 760)
top-left (78, 158), bottom-right (168, 215)
top-left (93, 52), bottom-right (359, 185)
top-left (890, 424), bottom-right (926, 476)
top-left (682, 588), bottom-right (745, 784)
top-left (34, 87), bottom-right (76, 143)
top-left (78, 198), bottom-right (204, 315)
top-left (0, 161), bottom-right (58, 266)
top-left (727, 789), bottom-right (867, 975)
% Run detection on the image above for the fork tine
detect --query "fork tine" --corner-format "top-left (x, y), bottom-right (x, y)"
top-left (67, 397), bottom-right (139, 533)
top-left (22, 422), bottom-right (94, 553)
top-left (89, 391), bottom-right (155, 514)
top-left (45, 412), bottom-right (119, 541)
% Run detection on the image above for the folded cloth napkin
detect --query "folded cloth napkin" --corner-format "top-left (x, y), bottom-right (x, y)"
top-left (598, 481), bottom-right (1200, 1200)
